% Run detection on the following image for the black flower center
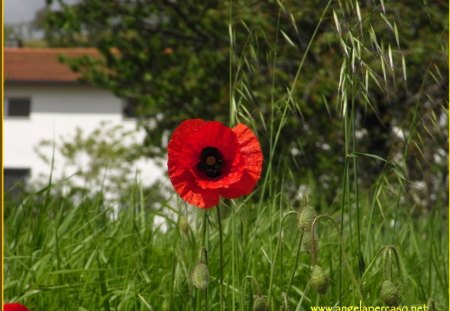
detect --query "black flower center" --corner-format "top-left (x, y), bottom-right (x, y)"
top-left (196, 147), bottom-right (225, 179)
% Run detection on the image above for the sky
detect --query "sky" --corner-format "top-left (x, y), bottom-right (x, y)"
top-left (5, 0), bottom-right (45, 24)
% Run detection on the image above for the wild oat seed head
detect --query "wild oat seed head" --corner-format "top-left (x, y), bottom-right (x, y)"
top-left (310, 265), bottom-right (329, 295)
top-left (253, 296), bottom-right (268, 311)
top-left (380, 280), bottom-right (400, 306)
top-left (191, 263), bottom-right (210, 290)
top-left (298, 205), bottom-right (317, 232)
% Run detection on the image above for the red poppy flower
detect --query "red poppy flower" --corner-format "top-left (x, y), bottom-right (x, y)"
top-left (4, 303), bottom-right (31, 311)
top-left (168, 119), bottom-right (263, 208)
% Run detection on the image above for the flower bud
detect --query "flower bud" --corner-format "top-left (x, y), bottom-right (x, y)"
top-left (253, 296), bottom-right (268, 311)
top-left (179, 215), bottom-right (189, 233)
top-left (380, 280), bottom-right (400, 306)
top-left (162, 299), bottom-right (170, 311)
top-left (302, 231), bottom-right (318, 255)
top-left (310, 265), bottom-right (329, 295)
top-left (298, 205), bottom-right (317, 232)
top-left (191, 263), bottom-right (210, 290)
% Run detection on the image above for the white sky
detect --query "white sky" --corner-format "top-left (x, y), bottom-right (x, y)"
top-left (5, 0), bottom-right (45, 24)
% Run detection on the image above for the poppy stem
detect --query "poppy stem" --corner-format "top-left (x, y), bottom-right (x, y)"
top-left (216, 204), bottom-right (224, 311)
top-left (201, 211), bottom-right (209, 310)
top-left (202, 210), bottom-right (208, 247)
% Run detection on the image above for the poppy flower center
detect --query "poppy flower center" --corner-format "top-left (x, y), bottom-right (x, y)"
top-left (197, 147), bottom-right (225, 179)
top-left (206, 156), bottom-right (217, 166)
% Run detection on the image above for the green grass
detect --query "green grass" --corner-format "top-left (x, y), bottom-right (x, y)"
top-left (4, 1), bottom-right (448, 310)
top-left (4, 177), bottom-right (448, 310)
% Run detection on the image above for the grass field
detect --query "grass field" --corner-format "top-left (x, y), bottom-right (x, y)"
top-left (4, 1), bottom-right (448, 310)
top-left (4, 174), bottom-right (448, 310)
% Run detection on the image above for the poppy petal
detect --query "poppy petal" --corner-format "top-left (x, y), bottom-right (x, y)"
top-left (168, 119), bottom-right (208, 171)
top-left (232, 123), bottom-right (263, 181)
top-left (169, 168), bottom-right (220, 208)
top-left (4, 304), bottom-right (31, 311)
top-left (219, 170), bottom-right (258, 199)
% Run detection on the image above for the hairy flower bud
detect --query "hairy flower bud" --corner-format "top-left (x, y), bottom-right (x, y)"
top-left (179, 215), bottom-right (189, 233)
top-left (253, 296), bottom-right (268, 311)
top-left (302, 231), bottom-right (318, 255)
top-left (298, 205), bottom-right (317, 232)
top-left (162, 299), bottom-right (170, 311)
top-left (380, 280), bottom-right (400, 306)
top-left (191, 263), bottom-right (210, 290)
top-left (310, 265), bottom-right (329, 295)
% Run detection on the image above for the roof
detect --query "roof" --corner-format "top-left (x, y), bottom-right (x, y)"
top-left (5, 48), bottom-right (100, 83)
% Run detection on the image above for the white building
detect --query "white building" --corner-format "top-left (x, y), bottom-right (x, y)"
top-left (4, 47), bottom-right (163, 196)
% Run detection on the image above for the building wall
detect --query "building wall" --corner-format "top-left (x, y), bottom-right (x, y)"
top-left (4, 84), bottom-right (163, 192)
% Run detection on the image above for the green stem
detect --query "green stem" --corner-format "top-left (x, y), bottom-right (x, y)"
top-left (202, 212), bottom-right (209, 310)
top-left (228, 0), bottom-right (235, 126)
top-left (202, 211), bottom-right (208, 248)
top-left (267, 211), bottom-right (298, 303)
top-left (339, 159), bottom-right (348, 307)
top-left (231, 205), bottom-right (236, 311)
top-left (311, 215), bottom-right (364, 302)
top-left (241, 276), bottom-right (262, 309)
top-left (360, 245), bottom-right (402, 285)
top-left (351, 99), bottom-right (363, 278)
top-left (216, 205), bottom-right (224, 311)
top-left (286, 230), bottom-right (304, 299)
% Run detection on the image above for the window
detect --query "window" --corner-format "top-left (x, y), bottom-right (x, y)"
top-left (5, 97), bottom-right (31, 117)
top-left (4, 168), bottom-right (30, 195)
top-left (122, 99), bottom-right (139, 118)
